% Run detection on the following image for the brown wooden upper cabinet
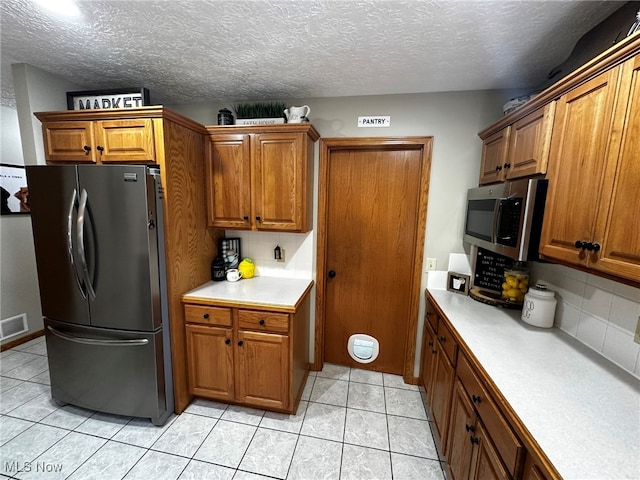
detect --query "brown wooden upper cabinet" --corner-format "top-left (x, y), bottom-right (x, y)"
top-left (39, 117), bottom-right (156, 163)
top-left (205, 124), bottom-right (319, 232)
top-left (539, 53), bottom-right (640, 284)
top-left (478, 103), bottom-right (555, 185)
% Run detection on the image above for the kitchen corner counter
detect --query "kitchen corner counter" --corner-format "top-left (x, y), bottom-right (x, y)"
top-left (182, 277), bottom-right (314, 312)
top-left (427, 288), bottom-right (640, 480)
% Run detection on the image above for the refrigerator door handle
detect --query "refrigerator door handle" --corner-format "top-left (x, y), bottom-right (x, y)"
top-left (47, 326), bottom-right (150, 347)
top-left (77, 188), bottom-right (96, 301)
top-left (67, 188), bottom-right (86, 299)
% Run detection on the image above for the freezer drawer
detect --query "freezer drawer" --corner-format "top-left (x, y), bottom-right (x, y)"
top-left (45, 318), bottom-right (170, 424)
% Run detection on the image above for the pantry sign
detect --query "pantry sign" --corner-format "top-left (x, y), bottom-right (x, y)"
top-left (67, 88), bottom-right (150, 110)
top-left (357, 115), bottom-right (391, 127)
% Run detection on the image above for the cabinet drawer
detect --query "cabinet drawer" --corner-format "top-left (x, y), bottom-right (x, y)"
top-left (436, 319), bottom-right (457, 366)
top-left (238, 310), bottom-right (289, 333)
top-left (458, 354), bottom-right (523, 477)
top-left (184, 305), bottom-right (232, 327)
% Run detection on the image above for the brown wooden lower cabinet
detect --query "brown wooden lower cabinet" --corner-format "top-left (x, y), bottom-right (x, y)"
top-left (422, 294), bottom-right (556, 480)
top-left (183, 293), bottom-right (310, 414)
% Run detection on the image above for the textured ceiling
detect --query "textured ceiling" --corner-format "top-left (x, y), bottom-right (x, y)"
top-left (0, 0), bottom-right (629, 108)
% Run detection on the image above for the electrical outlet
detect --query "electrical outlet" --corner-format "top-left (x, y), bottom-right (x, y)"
top-left (426, 258), bottom-right (437, 272)
top-left (634, 316), bottom-right (640, 345)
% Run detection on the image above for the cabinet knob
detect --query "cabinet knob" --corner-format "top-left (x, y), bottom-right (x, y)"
top-left (238, 341), bottom-right (244, 347)
top-left (465, 424), bottom-right (475, 433)
top-left (243, 216), bottom-right (249, 221)
top-left (575, 240), bottom-right (587, 250)
top-left (504, 163), bottom-right (511, 169)
top-left (432, 349), bottom-right (437, 354)
top-left (585, 242), bottom-right (601, 252)
top-left (496, 165), bottom-right (502, 171)
top-left (428, 341), bottom-right (434, 347)
top-left (472, 394), bottom-right (482, 404)
top-left (470, 436), bottom-right (479, 445)
top-left (203, 313), bottom-right (210, 319)
top-left (225, 338), bottom-right (231, 345)
top-left (328, 270), bottom-right (336, 278)
top-left (83, 145), bottom-right (91, 153)
top-left (259, 319), bottom-right (265, 325)
top-left (255, 216), bottom-right (261, 222)
top-left (96, 145), bottom-right (104, 152)
top-left (439, 336), bottom-right (446, 343)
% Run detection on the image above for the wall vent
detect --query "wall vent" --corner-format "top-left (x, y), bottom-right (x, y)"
top-left (0, 313), bottom-right (28, 340)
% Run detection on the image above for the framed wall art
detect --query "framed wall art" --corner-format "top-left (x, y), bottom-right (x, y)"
top-left (0, 163), bottom-right (29, 215)
top-left (447, 271), bottom-right (470, 295)
top-left (67, 87), bottom-right (150, 110)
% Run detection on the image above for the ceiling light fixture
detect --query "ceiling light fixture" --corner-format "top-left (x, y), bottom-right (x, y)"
top-left (34, 0), bottom-right (81, 17)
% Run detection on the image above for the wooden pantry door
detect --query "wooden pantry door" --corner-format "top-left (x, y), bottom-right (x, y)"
top-left (316, 137), bottom-right (432, 380)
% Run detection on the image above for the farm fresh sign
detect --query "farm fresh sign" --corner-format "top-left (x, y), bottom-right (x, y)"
top-left (67, 88), bottom-right (150, 110)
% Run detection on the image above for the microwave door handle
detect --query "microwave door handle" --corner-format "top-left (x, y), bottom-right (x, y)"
top-left (77, 188), bottom-right (96, 302)
top-left (493, 200), bottom-right (504, 243)
top-left (67, 188), bottom-right (86, 299)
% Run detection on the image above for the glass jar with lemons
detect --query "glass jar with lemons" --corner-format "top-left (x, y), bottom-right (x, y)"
top-left (501, 267), bottom-right (529, 305)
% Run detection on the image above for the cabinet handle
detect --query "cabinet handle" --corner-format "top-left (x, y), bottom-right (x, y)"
top-left (428, 341), bottom-right (434, 347)
top-left (470, 436), bottom-right (479, 445)
top-left (426, 311), bottom-right (431, 317)
top-left (432, 349), bottom-right (437, 354)
top-left (225, 338), bottom-right (231, 345)
top-left (259, 319), bottom-right (265, 325)
top-left (96, 145), bottom-right (104, 152)
top-left (465, 424), bottom-right (475, 432)
top-left (203, 313), bottom-right (209, 319)
top-left (83, 145), bottom-right (91, 153)
top-left (255, 216), bottom-right (261, 222)
top-left (496, 165), bottom-right (502, 171)
top-left (238, 341), bottom-right (244, 347)
top-left (439, 336), bottom-right (446, 343)
top-left (472, 394), bottom-right (482, 404)
top-left (504, 163), bottom-right (511, 169)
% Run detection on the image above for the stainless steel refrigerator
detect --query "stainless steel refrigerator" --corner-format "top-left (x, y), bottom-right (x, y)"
top-left (26, 164), bottom-right (173, 425)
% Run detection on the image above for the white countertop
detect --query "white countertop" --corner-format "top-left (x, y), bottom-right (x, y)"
top-left (427, 288), bottom-right (640, 480)
top-left (182, 277), bottom-right (313, 311)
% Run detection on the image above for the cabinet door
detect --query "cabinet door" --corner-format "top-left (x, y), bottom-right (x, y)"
top-left (94, 119), bottom-right (155, 163)
top-left (185, 324), bottom-right (234, 401)
top-left (539, 66), bottom-right (622, 266)
top-left (469, 422), bottom-right (510, 480)
top-left (206, 134), bottom-right (252, 229)
top-left (430, 339), bottom-right (455, 449)
top-left (236, 329), bottom-right (289, 410)
top-left (505, 103), bottom-right (555, 179)
top-left (42, 121), bottom-right (96, 162)
top-left (420, 320), bottom-right (437, 401)
top-left (251, 133), bottom-right (307, 231)
top-left (479, 128), bottom-right (510, 185)
top-left (591, 55), bottom-right (640, 281)
top-left (447, 381), bottom-right (476, 480)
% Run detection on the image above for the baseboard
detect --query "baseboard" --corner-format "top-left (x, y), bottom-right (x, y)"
top-left (0, 329), bottom-right (45, 352)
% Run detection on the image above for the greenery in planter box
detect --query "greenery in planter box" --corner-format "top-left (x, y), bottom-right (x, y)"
top-left (234, 101), bottom-right (287, 119)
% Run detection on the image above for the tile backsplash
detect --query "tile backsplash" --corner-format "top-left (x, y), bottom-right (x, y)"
top-left (225, 230), bottom-right (314, 279)
top-left (530, 262), bottom-right (640, 378)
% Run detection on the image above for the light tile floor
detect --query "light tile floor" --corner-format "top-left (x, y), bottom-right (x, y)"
top-left (0, 336), bottom-right (446, 479)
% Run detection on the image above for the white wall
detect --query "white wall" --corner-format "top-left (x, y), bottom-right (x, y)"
top-left (0, 65), bottom-right (84, 345)
top-left (169, 90), bottom-right (520, 374)
top-left (0, 105), bottom-right (43, 344)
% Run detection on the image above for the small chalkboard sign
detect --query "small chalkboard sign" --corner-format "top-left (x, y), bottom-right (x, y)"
top-left (473, 247), bottom-right (515, 292)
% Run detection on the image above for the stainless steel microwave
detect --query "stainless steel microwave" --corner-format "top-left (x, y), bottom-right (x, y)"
top-left (463, 178), bottom-right (548, 261)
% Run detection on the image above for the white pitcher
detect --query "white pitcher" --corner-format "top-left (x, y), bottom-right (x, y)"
top-left (284, 105), bottom-right (310, 123)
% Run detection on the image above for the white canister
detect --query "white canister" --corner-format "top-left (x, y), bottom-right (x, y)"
top-left (521, 283), bottom-right (557, 328)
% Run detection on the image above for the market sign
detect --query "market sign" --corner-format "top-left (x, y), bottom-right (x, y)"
top-left (67, 88), bottom-right (150, 110)
top-left (357, 115), bottom-right (391, 127)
